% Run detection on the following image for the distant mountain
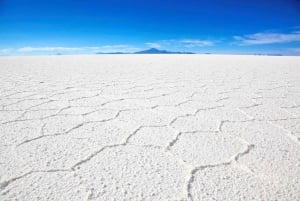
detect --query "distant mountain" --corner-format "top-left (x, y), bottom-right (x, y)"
top-left (96, 48), bottom-right (194, 54)
top-left (96, 52), bottom-right (126, 54)
top-left (253, 53), bottom-right (283, 56)
top-left (134, 48), bottom-right (194, 54)
top-left (134, 48), bottom-right (169, 54)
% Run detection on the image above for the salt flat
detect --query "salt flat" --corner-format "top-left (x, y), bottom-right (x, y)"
top-left (0, 55), bottom-right (299, 201)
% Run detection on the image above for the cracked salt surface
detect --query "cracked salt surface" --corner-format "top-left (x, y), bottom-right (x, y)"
top-left (0, 55), bottom-right (300, 200)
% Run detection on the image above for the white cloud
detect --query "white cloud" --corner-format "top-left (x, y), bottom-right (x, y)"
top-left (18, 47), bottom-right (83, 52)
top-left (234, 31), bottom-right (300, 45)
top-left (145, 42), bottom-right (161, 48)
top-left (180, 39), bottom-right (214, 47)
top-left (16, 45), bottom-right (141, 53)
top-left (145, 39), bottom-right (214, 49)
top-left (0, 48), bottom-right (12, 54)
top-left (287, 48), bottom-right (300, 53)
top-left (93, 45), bottom-right (141, 53)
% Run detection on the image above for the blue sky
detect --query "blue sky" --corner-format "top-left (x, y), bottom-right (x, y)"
top-left (1, 0), bottom-right (300, 55)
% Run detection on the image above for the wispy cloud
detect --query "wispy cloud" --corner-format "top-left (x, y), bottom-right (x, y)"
top-left (18, 47), bottom-right (82, 52)
top-left (234, 31), bottom-right (300, 45)
top-left (0, 48), bottom-right (12, 54)
top-left (94, 45), bottom-right (141, 53)
top-left (15, 45), bottom-right (141, 53)
top-left (287, 48), bottom-right (300, 54)
top-left (146, 39), bottom-right (215, 49)
top-left (180, 39), bottom-right (214, 47)
top-left (145, 42), bottom-right (161, 48)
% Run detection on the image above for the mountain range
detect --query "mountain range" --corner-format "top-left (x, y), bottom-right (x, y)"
top-left (96, 48), bottom-right (195, 54)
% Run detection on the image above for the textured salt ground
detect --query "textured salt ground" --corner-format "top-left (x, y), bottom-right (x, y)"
top-left (0, 55), bottom-right (299, 201)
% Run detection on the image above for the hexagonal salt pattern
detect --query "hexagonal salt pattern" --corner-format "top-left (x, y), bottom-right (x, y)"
top-left (0, 55), bottom-right (299, 200)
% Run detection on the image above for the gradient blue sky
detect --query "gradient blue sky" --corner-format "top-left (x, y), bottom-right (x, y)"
top-left (1, 0), bottom-right (300, 55)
